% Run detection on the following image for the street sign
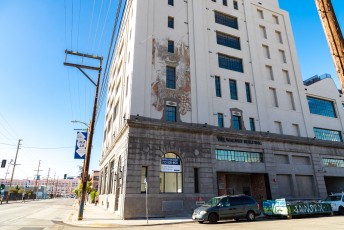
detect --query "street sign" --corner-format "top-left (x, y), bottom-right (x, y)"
top-left (1, 160), bottom-right (6, 168)
top-left (74, 131), bottom-right (88, 159)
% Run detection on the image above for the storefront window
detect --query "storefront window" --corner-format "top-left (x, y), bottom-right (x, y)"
top-left (160, 153), bottom-right (183, 193)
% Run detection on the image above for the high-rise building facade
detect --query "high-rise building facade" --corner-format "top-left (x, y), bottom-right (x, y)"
top-left (99, 0), bottom-right (344, 219)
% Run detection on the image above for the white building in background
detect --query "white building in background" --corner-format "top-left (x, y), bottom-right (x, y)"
top-left (98, 0), bottom-right (344, 219)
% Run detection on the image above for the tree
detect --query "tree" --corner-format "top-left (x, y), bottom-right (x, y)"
top-left (89, 191), bottom-right (98, 203)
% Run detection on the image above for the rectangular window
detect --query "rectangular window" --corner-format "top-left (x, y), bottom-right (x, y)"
top-left (314, 127), bottom-right (342, 142)
top-left (168, 40), bottom-right (174, 53)
top-left (168, 16), bottom-right (174, 28)
top-left (307, 96), bottom-right (337, 117)
top-left (257, 9), bottom-right (264, 19)
top-left (232, 115), bottom-right (241, 130)
top-left (276, 30), bottom-right (283, 44)
top-left (166, 66), bottom-right (176, 89)
top-left (274, 121), bottom-right (283, 134)
top-left (168, 0), bottom-right (174, 6)
top-left (141, 166), bottom-right (147, 193)
top-left (216, 149), bottom-right (263, 163)
top-left (194, 168), bottom-right (199, 193)
top-left (216, 31), bottom-right (241, 50)
top-left (287, 91), bottom-right (296, 110)
top-left (223, 0), bottom-right (227, 6)
top-left (245, 82), bottom-right (252, 102)
top-left (218, 113), bottom-right (224, 127)
top-left (279, 49), bottom-right (286, 63)
top-left (273, 14), bottom-right (279, 24)
top-left (215, 76), bottom-right (222, 97)
top-left (292, 124), bottom-right (300, 136)
top-left (322, 158), bottom-right (344, 168)
top-left (233, 0), bottom-right (238, 10)
top-left (266, 65), bottom-right (274, 80)
top-left (166, 105), bottom-right (177, 122)
top-left (229, 79), bottom-right (238, 100)
top-left (283, 70), bottom-right (291, 84)
top-left (249, 118), bottom-right (256, 131)
top-left (259, 25), bottom-right (267, 39)
top-left (269, 87), bottom-right (278, 107)
top-left (263, 45), bottom-right (270, 59)
top-left (218, 54), bottom-right (243, 73)
top-left (215, 11), bottom-right (238, 29)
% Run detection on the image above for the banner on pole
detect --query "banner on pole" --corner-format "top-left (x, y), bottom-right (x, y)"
top-left (74, 132), bottom-right (88, 159)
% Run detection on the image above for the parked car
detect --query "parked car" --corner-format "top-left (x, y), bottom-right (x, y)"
top-left (323, 193), bottom-right (344, 214)
top-left (192, 195), bottom-right (261, 224)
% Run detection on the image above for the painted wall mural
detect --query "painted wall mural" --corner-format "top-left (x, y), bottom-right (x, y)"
top-left (151, 38), bottom-right (191, 117)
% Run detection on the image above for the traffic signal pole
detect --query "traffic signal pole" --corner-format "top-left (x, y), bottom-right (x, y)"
top-left (6, 139), bottom-right (22, 203)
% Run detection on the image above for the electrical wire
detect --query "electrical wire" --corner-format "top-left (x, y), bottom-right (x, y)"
top-left (0, 142), bottom-right (17, 147)
top-left (86, 0), bottom-right (97, 53)
top-left (96, 0), bottom-right (113, 54)
top-left (76, 0), bottom-right (82, 50)
top-left (22, 146), bottom-right (74, 150)
top-left (91, 0), bottom-right (105, 54)
top-left (70, 0), bottom-right (74, 50)
top-left (0, 112), bottom-right (19, 140)
top-left (64, 0), bottom-right (68, 48)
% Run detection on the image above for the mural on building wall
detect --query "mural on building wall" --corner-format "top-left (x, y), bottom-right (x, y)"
top-left (151, 38), bottom-right (191, 116)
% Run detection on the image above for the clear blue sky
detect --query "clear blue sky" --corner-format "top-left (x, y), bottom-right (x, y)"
top-left (0, 0), bottom-right (343, 180)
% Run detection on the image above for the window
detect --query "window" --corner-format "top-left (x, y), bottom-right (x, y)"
top-left (223, 0), bottom-right (227, 6)
top-left (233, 0), bottom-right (238, 10)
top-left (218, 113), bottom-right (224, 127)
top-left (215, 11), bottom-right (238, 29)
top-left (279, 49), bottom-right (286, 63)
top-left (218, 54), bottom-right (243, 72)
top-left (141, 166), bottom-right (147, 193)
top-left (287, 91), bottom-right (296, 110)
top-left (166, 105), bottom-right (177, 122)
top-left (274, 121), bottom-right (283, 134)
top-left (249, 118), bottom-right (256, 131)
top-left (273, 15), bottom-right (279, 24)
top-left (263, 45), bottom-right (270, 59)
top-left (266, 65), bottom-right (274, 80)
top-left (232, 115), bottom-right (241, 130)
top-left (257, 9), bottom-right (264, 19)
top-left (283, 70), bottom-right (291, 84)
top-left (292, 124), bottom-right (300, 136)
top-left (160, 153), bottom-right (183, 193)
top-left (229, 79), bottom-right (238, 100)
top-left (216, 32), bottom-right (241, 50)
top-left (168, 16), bottom-right (174, 28)
top-left (307, 96), bottom-right (336, 117)
top-left (245, 82), bottom-right (252, 102)
top-left (168, 40), bottom-right (174, 53)
top-left (322, 158), bottom-right (344, 168)
top-left (215, 76), bottom-right (222, 97)
top-left (314, 127), bottom-right (342, 142)
top-left (259, 25), bottom-right (267, 39)
top-left (166, 66), bottom-right (176, 89)
top-left (194, 168), bottom-right (199, 193)
top-left (168, 0), bottom-right (174, 6)
top-left (269, 87), bottom-right (278, 107)
top-left (216, 149), bottom-right (263, 163)
top-left (276, 31), bottom-right (283, 44)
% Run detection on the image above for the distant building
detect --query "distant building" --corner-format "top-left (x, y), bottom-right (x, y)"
top-left (90, 170), bottom-right (100, 191)
top-left (98, 0), bottom-right (344, 219)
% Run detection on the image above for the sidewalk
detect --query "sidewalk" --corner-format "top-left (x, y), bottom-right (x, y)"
top-left (64, 201), bottom-right (193, 228)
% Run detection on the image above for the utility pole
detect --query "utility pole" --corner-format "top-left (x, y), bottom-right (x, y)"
top-left (34, 160), bottom-right (43, 200)
top-left (46, 168), bottom-right (50, 199)
top-left (64, 50), bottom-right (102, 220)
top-left (4, 159), bottom-right (13, 180)
top-left (6, 139), bottom-right (22, 203)
top-left (315, 0), bottom-right (344, 92)
top-left (54, 176), bottom-right (59, 198)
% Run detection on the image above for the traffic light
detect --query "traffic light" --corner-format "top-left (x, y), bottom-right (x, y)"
top-left (0, 184), bottom-right (5, 190)
top-left (64, 174), bottom-right (67, 179)
top-left (1, 160), bottom-right (6, 168)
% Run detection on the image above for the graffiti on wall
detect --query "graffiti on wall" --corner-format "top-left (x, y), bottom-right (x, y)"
top-left (151, 38), bottom-right (191, 117)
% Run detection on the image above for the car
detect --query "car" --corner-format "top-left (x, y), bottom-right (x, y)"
top-left (192, 195), bottom-right (261, 224)
top-left (323, 193), bottom-right (344, 214)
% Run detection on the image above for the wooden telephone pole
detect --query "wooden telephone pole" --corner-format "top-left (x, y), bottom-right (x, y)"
top-left (315, 0), bottom-right (344, 91)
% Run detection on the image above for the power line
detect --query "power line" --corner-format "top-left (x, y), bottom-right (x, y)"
top-left (70, 0), bottom-right (74, 50)
top-left (96, 0), bottom-right (113, 54)
top-left (91, 0), bottom-right (105, 54)
top-left (76, 0), bottom-right (82, 50)
top-left (22, 146), bottom-right (74, 150)
top-left (0, 142), bottom-right (17, 147)
top-left (86, 0), bottom-right (96, 53)
top-left (0, 112), bottom-right (19, 140)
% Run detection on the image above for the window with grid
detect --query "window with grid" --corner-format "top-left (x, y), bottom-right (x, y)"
top-left (229, 79), bottom-right (238, 100)
top-left (322, 158), bottom-right (344, 168)
top-left (249, 118), bottom-right (256, 131)
top-left (245, 82), bottom-right (252, 102)
top-left (168, 16), bottom-right (174, 28)
top-left (168, 40), bottom-right (174, 53)
top-left (215, 76), bottom-right (222, 97)
top-left (314, 127), bottom-right (342, 142)
top-left (218, 54), bottom-right (243, 72)
top-left (232, 115), bottom-right (241, 130)
top-left (166, 66), bottom-right (176, 89)
top-left (166, 105), bottom-right (177, 122)
top-left (216, 32), bottom-right (241, 50)
top-left (215, 11), bottom-right (238, 29)
top-left (307, 96), bottom-right (336, 118)
top-left (218, 113), bottom-right (224, 127)
top-left (216, 149), bottom-right (263, 163)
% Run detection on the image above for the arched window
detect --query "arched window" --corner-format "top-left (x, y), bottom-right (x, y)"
top-left (160, 153), bottom-right (183, 193)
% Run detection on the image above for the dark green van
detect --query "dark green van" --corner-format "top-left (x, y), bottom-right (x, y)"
top-left (192, 195), bottom-right (261, 223)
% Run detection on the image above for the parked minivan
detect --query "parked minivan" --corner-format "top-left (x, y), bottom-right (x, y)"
top-left (192, 195), bottom-right (261, 223)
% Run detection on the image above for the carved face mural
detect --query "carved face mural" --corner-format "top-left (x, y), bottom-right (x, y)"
top-left (151, 38), bottom-right (191, 117)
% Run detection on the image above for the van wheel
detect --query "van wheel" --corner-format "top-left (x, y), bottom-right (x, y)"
top-left (339, 206), bottom-right (344, 215)
top-left (246, 211), bottom-right (255, 221)
top-left (208, 213), bottom-right (218, 224)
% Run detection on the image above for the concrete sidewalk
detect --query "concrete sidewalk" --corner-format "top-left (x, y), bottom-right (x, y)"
top-left (64, 201), bottom-right (193, 228)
